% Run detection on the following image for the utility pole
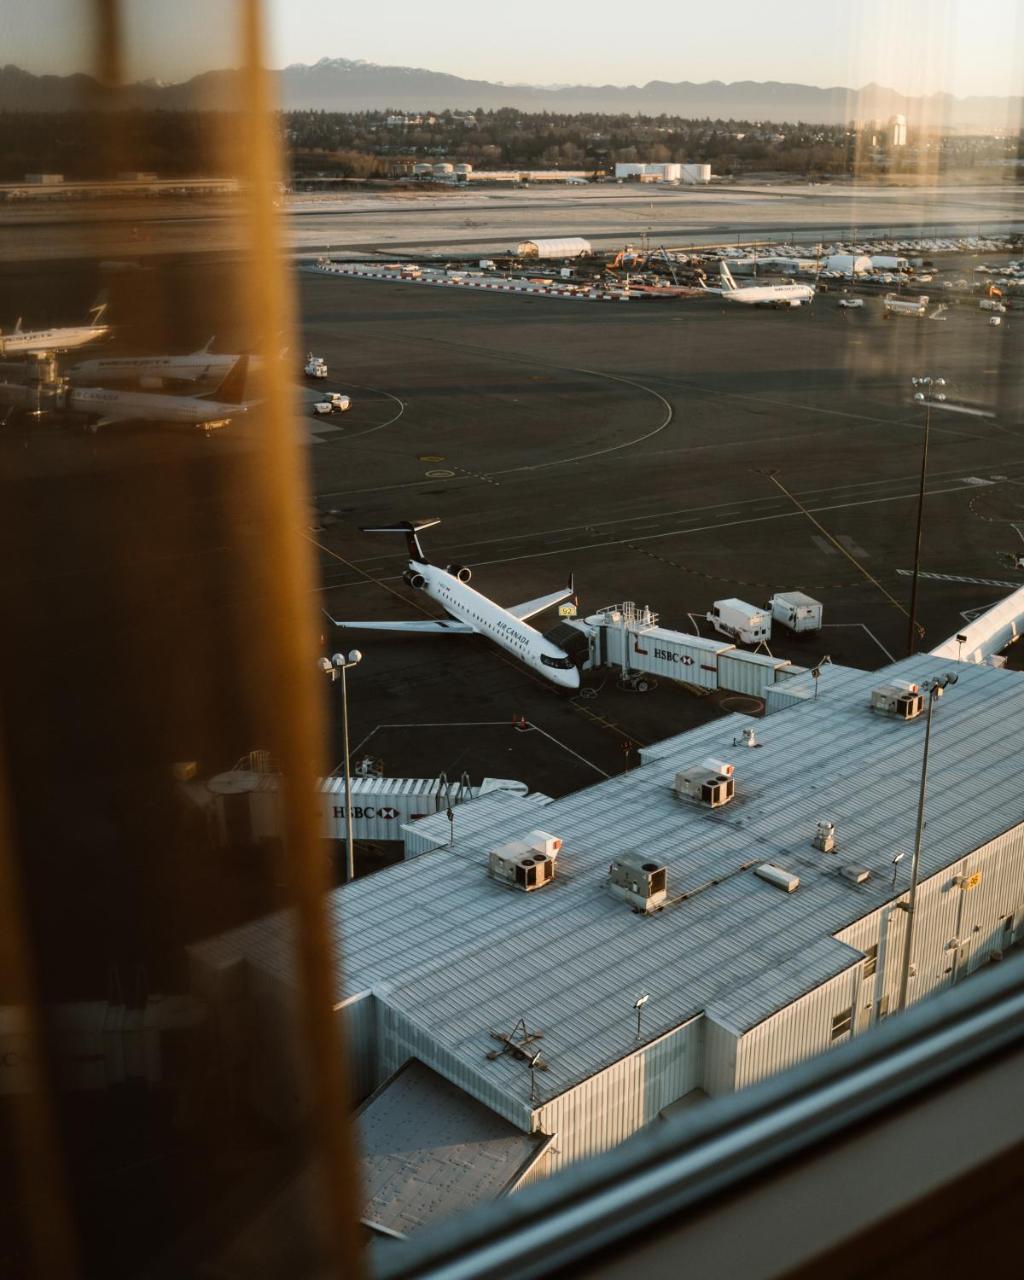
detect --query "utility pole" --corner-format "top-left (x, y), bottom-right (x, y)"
top-left (906, 377), bottom-right (946, 655)
top-left (318, 649), bottom-right (363, 883)
top-left (897, 673), bottom-right (957, 1011)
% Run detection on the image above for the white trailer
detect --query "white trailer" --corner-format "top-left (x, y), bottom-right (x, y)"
top-left (769, 591), bottom-right (823, 633)
top-left (706, 599), bottom-right (771, 645)
top-left (883, 293), bottom-right (928, 318)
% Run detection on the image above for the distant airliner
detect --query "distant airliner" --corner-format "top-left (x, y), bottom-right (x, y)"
top-left (324, 519), bottom-right (581, 689)
top-left (0, 299), bottom-right (110, 356)
top-left (707, 259), bottom-right (816, 308)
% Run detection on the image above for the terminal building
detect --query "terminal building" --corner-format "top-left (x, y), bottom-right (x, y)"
top-left (191, 653), bottom-right (1024, 1235)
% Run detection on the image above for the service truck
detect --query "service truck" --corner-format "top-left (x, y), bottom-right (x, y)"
top-left (706, 598), bottom-right (771, 645)
top-left (769, 591), bottom-right (823, 633)
top-left (304, 353), bottom-right (328, 378)
top-left (312, 392), bottom-right (351, 416)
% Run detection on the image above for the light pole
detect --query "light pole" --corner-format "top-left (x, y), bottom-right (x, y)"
top-left (318, 649), bottom-right (362, 883)
top-left (897, 672), bottom-right (958, 1012)
top-left (633, 994), bottom-right (649, 1040)
top-left (906, 376), bottom-right (946, 656)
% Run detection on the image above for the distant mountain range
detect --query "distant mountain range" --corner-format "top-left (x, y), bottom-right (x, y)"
top-left (2, 59), bottom-right (1020, 130)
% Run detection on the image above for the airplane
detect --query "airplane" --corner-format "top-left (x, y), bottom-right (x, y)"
top-left (70, 338), bottom-right (269, 389)
top-left (68, 355), bottom-right (250, 433)
top-left (323, 519), bottom-right (581, 690)
top-left (0, 298), bottom-right (111, 357)
top-left (705, 259), bottom-right (816, 308)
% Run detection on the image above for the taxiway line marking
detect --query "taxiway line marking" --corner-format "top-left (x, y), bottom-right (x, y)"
top-left (765, 472), bottom-right (912, 625)
top-left (894, 570), bottom-right (1023, 588)
top-left (822, 623), bottom-right (896, 664)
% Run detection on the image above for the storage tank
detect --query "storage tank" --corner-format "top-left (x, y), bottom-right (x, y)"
top-left (824, 253), bottom-right (872, 276)
top-left (433, 162), bottom-right (454, 176)
top-left (681, 163), bottom-right (711, 184)
top-left (412, 163), bottom-right (432, 176)
top-left (516, 237), bottom-right (592, 259)
top-left (454, 163), bottom-right (473, 174)
top-left (659, 163), bottom-right (683, 182)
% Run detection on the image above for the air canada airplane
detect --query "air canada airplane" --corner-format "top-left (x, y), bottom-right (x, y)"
top-left (324, 519), bottom-right (581, 689)
top-left (69, 355), bottom-right (250, 433)
top-left (706, 259), bottom-right (816, 308)
top-left (0, 299), bottom-right (110, 357)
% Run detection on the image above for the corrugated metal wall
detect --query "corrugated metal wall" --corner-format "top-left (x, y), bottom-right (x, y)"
top-left (533, 1018), bottom-right (702, 1171)
top-left (735, 819), bottom-right (1024, 1091)
top-left (734, 963), bottom-right (862, 1090)
top-left (703, 1016), bottom-right (739, 1095)
top-left (334, 992), bottom-right (377, 1104)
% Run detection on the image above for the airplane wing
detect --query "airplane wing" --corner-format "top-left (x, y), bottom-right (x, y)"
top-left (322, 610), bottom-right (474, 634)
top-left (507, 577), bottom-right (574, 622)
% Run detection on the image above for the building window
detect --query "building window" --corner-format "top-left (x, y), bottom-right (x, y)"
top-left (831, 1008), bottom-right (853, 1041)
top-left (863, 944), bottom-right (878, 979)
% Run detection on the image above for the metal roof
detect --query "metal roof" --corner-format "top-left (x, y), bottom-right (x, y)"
top-left (192, 656), bottom-right (1024, 1109)
top-left (358, 1059), bottom-right (543, 1235)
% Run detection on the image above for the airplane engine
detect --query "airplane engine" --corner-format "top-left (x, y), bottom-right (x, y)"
top-left (446, 563), bottom-right (472, 583)
top-left (403, 569), bottom-right (426, 590)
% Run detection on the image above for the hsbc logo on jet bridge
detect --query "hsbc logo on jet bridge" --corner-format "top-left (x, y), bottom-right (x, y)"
top-left (653, 648), bottom-right (694, 665)
top-left (332, 805), bottom-right (400, 821)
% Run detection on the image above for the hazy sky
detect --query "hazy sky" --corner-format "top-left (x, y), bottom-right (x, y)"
top-left (5, 0), bottom-right (1022, 98)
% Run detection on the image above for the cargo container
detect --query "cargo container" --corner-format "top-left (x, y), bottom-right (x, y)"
top-left (769, 591), bottom-right (823, 633)
top-left (717, 650), bottom-right (791, 697)
top-left (706, 598), bottom-right (771, 645)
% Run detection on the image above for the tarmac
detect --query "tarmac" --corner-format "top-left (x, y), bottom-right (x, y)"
top-left (2, 221), bottom-right (1024, 989)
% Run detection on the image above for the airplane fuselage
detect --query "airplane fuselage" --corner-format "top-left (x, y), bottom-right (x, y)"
top-left (70, 352), bottom-right (261, 386)
top-left (414, 559), bottom-right (580, 689)
top-left (0, 323), bottom-right (110, 356)
top-left (723, 284), bottom-right (815, 307)
top-left (68, 384), bottom-right (246, 430)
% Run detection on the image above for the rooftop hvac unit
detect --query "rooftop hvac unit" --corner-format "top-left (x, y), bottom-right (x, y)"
top-left (488, 830), bottom-right (561, 892)
top-left (812, 821), bottom-right (836, 853)
top-left (870, 681), bottom-right (924, 720)
top-left (608, 853), bottom-right (668, 913)
top-left (754, 863), bottom-right (800, 893)
top-left (840, 865), bottom-right (871, 884)
top-left (672, 759), bottom-right (735, 807)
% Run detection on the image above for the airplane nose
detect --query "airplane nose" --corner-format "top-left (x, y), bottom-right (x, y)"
top-left (563, 668), bottom-right (581, 690)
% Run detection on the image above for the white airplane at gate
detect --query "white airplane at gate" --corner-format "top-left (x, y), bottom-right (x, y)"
top-left (707, 259), bottom-right (816, 308)
top-left (70, 338), bottom-right (267, 388)
top-left (68, 355), bottom-right (250, 432)
top-left (323, 519), bottom-right (581, 689)
top-left (0, 299), bottom-right (110, 357)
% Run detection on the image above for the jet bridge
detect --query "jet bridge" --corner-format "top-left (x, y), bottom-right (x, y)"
top-left (558, 602), bottom-right (797, 696)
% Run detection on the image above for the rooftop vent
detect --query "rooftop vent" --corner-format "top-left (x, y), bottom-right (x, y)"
top-left (840, 865), bottom-right (871, 884)
top-left (608, 853), bottom-right (668, 913)
top-left (812, 821), bottom-right (836, 853)
top-left (488, 829), bottom-right (562, 892)
top-left (754, 863), bottom-right (800, 893)
top-left (870, 680), bottom-right (924, 721)
top-left (672, 758), bottom-right (735, 808)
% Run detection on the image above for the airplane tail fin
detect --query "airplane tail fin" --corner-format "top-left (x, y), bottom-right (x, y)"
top-left (360, 518), bottom-right (440, 562)
top-left (718, 260), bottom-right (737, 292)
top-left (14, 317), bottom-right (23, 334)
top-left (89, 291), bottom-right (109, 326)
top-left (205, 355), bottom-right (249, 404)
top-left (194, 335), bottom-right (215, 355)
